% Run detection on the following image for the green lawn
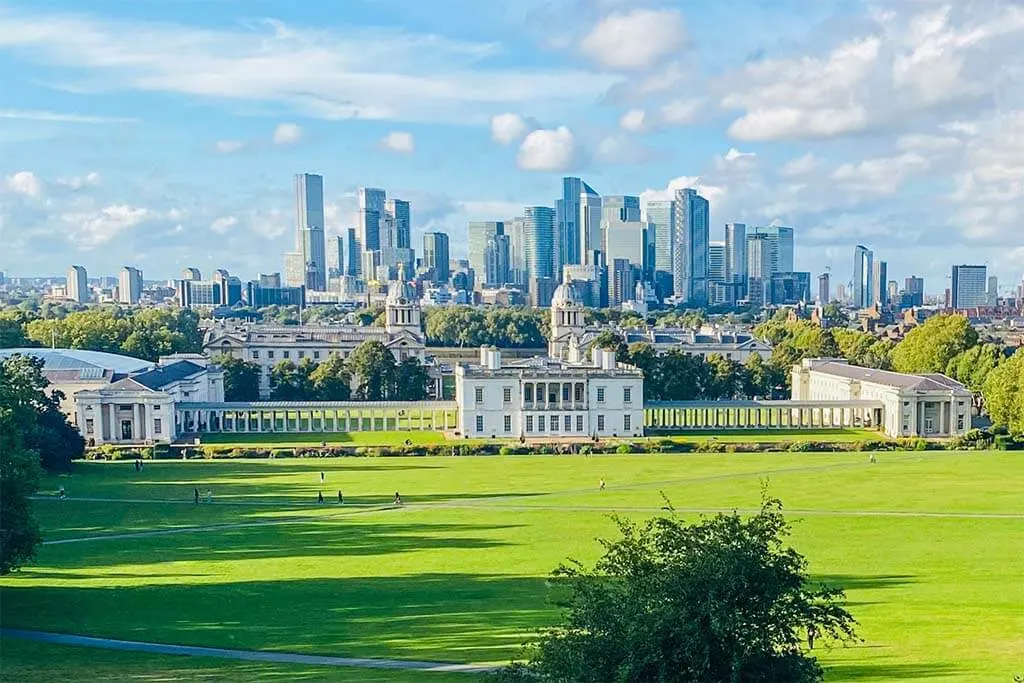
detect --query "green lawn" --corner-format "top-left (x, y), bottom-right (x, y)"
top-left (651, 428), bottom-right (882, 443)
top-left (3, 453), bottom-right (1022, 682)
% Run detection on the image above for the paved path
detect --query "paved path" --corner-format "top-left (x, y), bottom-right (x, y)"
top-left (1, 629), bottom-right (495, 674)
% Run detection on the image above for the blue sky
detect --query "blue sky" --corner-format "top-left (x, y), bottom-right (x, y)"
top-left (0, 0), bottom-right (1022, 294)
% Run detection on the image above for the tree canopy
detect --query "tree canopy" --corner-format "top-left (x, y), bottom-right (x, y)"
top-left (215, 355), bottom-right (262, 402)
top-left (424, 307), bottom-right (546, 348)
top-left (497, 495), bottom-right (857, 682)
top-left (982, 350), bottom-right (1024, 434)
top-left (890, 314), bottom-right (978, 374)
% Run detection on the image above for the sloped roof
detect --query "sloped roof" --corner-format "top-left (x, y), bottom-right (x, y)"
top-left (809, 361), bottom-right (968, 392)
top-left (0, 348), bottom-right (152, 376)
top-left (130, 360), bottom-right (205, 390)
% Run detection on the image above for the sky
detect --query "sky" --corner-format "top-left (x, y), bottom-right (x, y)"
top-left (0, 0), bottom-right (1022, 295)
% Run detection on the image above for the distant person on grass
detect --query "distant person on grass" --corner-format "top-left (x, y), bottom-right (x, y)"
top-left (194, 488), bottom-right (199, 505)
top-left (807, 624), bottom-right (818, 650)
top-left (318, 491), bottom-right (324, 504)
top-left (394, 491), bottom-right (402, 505)
top-left (599, 479), bottom-right (606, 490)
top-left (320, 471), bottom-right (325, 483)
top-left (58, 486), bottom-right (66, 500)
top-left (338, 491), bottom-right (343, 504)
top-left (206, 489), bottom-right (212, 503)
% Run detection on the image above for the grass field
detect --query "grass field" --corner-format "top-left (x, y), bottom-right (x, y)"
top-left (2, 452), bottom-right (1022, 682)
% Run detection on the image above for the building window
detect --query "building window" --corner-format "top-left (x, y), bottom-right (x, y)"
top-left (298, 351), bottom-right (305, 359)
top-left (562, 385), bottom-right (571, 402)
top-left (183, 392), bottom-right (190, 398)
top-left (624, 414), bottom-right (632, 431)
top-left (957, 415), bottom-right (965, 431)
top-left (252, 350), bottom-right (260, 360)
top-left (85, 418), bottom-right (94, 435)
top-left (538, 415), bottom-right (546, 432)
top-left (574, 384), bottom-right (584, 402)
top-left (597, 415), bottom-right (605, 431)
top-left (153, 405), bottom-right (161, 411)
top-left (313, 351), bottom-right (321, 359)
top-left (283, 351), bottom-right (290, 359)
top-left (623, 387), bottom-right (632, 403)
top-left (597, 387), bottom-right (605, 403)
top-left (576, 415), bottom-right (583, 432)
top-left (154, 418), bottom-right (162, 435)
top-left (118, 404), bottom-right (132, 411)
top-left (504, 415), bottom-right (512, 433)
top-left (474, 387), bottom-right (484, 403)
top-left (526, 415), bottom-right (534, 433)
top-left (564, 415), bottom-right (571, 431)
top-left (475, 415), bottom-right (484, 433)
top-left (503, 387), bottom-right (512, 403)
top-left (268, 350), bottom-right (275, 359)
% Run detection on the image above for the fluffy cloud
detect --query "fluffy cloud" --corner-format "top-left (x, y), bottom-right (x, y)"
top-left (60, 205), bottom-right (150, 248)
top-left (516, 126), bottom-right (576, 172)
top-left (56, 172), bottom-right (102, 189)
top-left (580, 9), bottom-right (688, 70)
top-left (619, 109), bottom-right (647, 132)
top-left (380, 131), bottom-right (415, 154)
top-left (780, 153), bottom-right (819, 177)
top-left (717, 147), bottom-right (757, 172)
top-left (5, 171), bottom-right (43, 198)
top-left (214, 140), bottom-right (246, 154)
top-left (210, 216), bottom-right (239, 234)
top-left (272, 123), bottom-right (303, 145)
top-left (490, 113), bottom-right (534, 145)
top-left (640, 175), bottom-right (726, 209)
top-left (831, 152), bottom-right (931, 196)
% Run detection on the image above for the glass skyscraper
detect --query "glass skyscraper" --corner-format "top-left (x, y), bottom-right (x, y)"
top-left (422, 231), bottom-right (450, 283)
top-left (646, 199), bottom-right (675, 298)
top-left (672, 188), bottom-right (710, 304)
top-left (358, 187), bottom-right (386, 252)
top-left (523, 206), bottom-right (556, 281)
top-left (556, 177), bottom-right (597, 272)
top-left (951, 265), bottom-right (987, 310)
top-left (468, 221), bottom-right (504, 288)
top-left (294, 173), bottom-right (327, 291)
top-left (853, 245), bottom-right (873, 308)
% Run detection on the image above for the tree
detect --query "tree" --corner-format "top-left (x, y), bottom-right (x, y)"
top-left (592, 331), bottom-right (629, 360)
top-left (269, 359), bottom-right (315, 400)
top-left (704, 354), bottom-right (747, 400)
top-left (0, 311), bottom-right (33, 348)
top-left (497, 495), bottom-right (857, 682)
top-left (216, 355), bottom-right (262, 401)
top-left (891, 314), bottom-right (978, 374)
top-left (347, 341), bottom-right (397, 400)
top-left (982, 350), bottom-right (1024, 433)
top-left (310, 353), bottom-right (352, 401)
top-left (820, 302), bottom-right (849, 328)
top-left (657, 351), bottom-right (709, 401)
top-left (626, 343), bottom-right (660, 398)
top-left (393, 357), bottom-right (430, 401)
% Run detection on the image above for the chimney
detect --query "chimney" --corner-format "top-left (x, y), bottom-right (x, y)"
top-left (602, 350), bottom-right (616, 370)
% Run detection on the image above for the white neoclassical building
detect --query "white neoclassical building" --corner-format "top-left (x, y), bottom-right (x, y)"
top-left (204, 268), bottom-right (426, 397)
top-left (456, 344), bottom-right (645, 440)
top-left (791, 358), bottom-right (972, 438)
top-left (74, 355), bottom-right (224, 445)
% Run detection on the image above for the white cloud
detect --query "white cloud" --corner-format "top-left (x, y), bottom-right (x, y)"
top-left (640, 176), bottom-right (726, 209)
top-left (272, 123), bottom-right (303, 145)
top-left (716, 147), bottom-right (757, 172)
top-left (0, 9), bottom-right (616, 124)
top-left (595, 135), bottom-right (654, 165)
top-left (380, 131), bottom-right (415, 154)
top-left (210, 216), bottom-right (238, 233)
top-left (896, 134), bottom-right (963, 152)
top-left (0, 109), bottom-right (138, 124)
top-left (60, 204), bottom-right (149, 248)
top-left (516, 126), bottom-right (576, 172)
top-left (580, 8), bottom-right (688, 70)
top-left (56, 172), bottom-right (102, 189)
top-left (619, 108), bottom-right (646, 132)
top-left (780, 153), bottom-right (819, 177)
top-left (214, 140), bottom-right (246, 154)
top-left (831, 152), bottom-right (931, 195)
top-left (5, 171), bottom-right (43, 198)
top-left (660, 98), bottom-right (702, 126)
top-left (490, 113), bottom-right (533, 145)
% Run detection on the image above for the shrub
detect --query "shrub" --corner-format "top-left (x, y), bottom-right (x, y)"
top-left (270, 448), bottom-right (294, 458)
top-left (615, 444), bottom-right (632, 454)
top-left (787, 441), bottom-right (813, 452)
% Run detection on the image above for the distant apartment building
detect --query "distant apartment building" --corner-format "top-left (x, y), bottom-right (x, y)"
top-left (951, 265), bottom-right (987, 310)
top-left (67, 265), bottom-right (88, 303)
top-left (118, 266), bottom-right (143, 305)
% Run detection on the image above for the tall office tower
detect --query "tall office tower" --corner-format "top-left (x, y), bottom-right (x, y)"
top-left (259, 273), bottom-right (282, 288)
top-left (579, 185), bottom-right (603, 265)
top-left (887, 280), bottom-right (899, 305)
top-left (294, 173), bottom-right (327, 291)
top-left (181, 267), bottom-right (201, 281)
top-left (836, 283), bottom-right (848, 303)
top-left (708, 242), bottom-right (726, 282)
top-left (610, 259), bottom-right (638, 308)
top-left (330, 235), bottom-right (344, 277)
top-left (344, 228), bottom-right (360, 277)
top-left (871, 260), bottom-right (888, 306)
top-left (358, 187), bottom-right (387, 253)
top-left (468, 221), bottom-right (504, 288)
top-left (672, 188), bottom-right (710, 304)
top-left (905, 276), bottom-right (925, 306)
top-left (745, 234), bottom-right (772, 306)
top-left (556, 177), bottom-right (597, 271)
top-left (523, 206), bottom-right (556, 281)
top-left (507, 216), bottom-right (527, 285)
top-left (284, 251), bottom-right (305, 287)
top-left (724, 223), bottom-right (747, 291)
top-left (212, 269), bottom-right (243, 306)
top-left (646, 199), bottom-right (676, 297)
top-left (484, 234), bottom-right (511, 287)
top-left (118, 266), bottom-right (143, 305)
top-left (987, 275), bottom-right (999, 306)
top-left (853, 245), bottom-right (873, 308)
top-left (951, 265), bottom-right (987, 310)
top-left (67, 265), bottom-right (88, 303)
top-left (361, 250), bottom-right (382, 283)
top-left (747, 226), bottom-right (794, 274)
top-left (385, 198), bottom-right (411, 249)
top-left (422, 231), bottom-right (450, 283)
top-left (818, 273), bottom-right (830, 304)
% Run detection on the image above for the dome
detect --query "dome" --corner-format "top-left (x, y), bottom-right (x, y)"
top-left (387, 263), bottom-right (417, 304)
top-left (551, 281), bottom-right (583, 308)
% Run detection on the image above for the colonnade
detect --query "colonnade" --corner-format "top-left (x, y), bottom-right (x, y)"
top-left (644, 400), bottom-right (884, 431)
top-left (175, 401), bottom-right (458, 435)
top-left (522, 381), bottom-right (587, 408)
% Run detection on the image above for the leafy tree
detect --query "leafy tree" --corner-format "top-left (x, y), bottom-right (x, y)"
top-left (592, 331), bottom-right (629, 360)
top-left (832, 329), bottom-right (894, 369)
top-left (657, 350), bottom-right (709, 401)
top-left (820, 302), bottom-right (849, 328)
top-left (626, 343), bottom-right (660, 398)
top-left (704, 354), bottom-right (747, 400)
top-left (947, 343), bottom-right (1003, 395)
top-left (393, 358), bottom-right (430, 401)
top-left (347, 341), bottom-right (397, 400)
top-left (982, 350), bottom-right (1024, 433)
top-left (424, 306), bottom-right (546, 347)
top-left (891, 314), bottom-right (978, 374)
top-left (215, 355), bottom-right (262, 401)
top-left (0, 311), bottom-right (33, 348)
top-left (268, 359), bottom-right (316, 400)
top-left (497, 495), bottom-right (857, 682)
top-left (309, 353), bottom-right (351, 401)
top-left (0, 445), bottom-right (41, 574)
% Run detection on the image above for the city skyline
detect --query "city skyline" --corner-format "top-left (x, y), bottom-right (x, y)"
top-left (0, 1), bottom-right (1021, 289)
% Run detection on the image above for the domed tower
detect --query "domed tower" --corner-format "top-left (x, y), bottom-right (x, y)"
top-left (549, 278), bottom-right (586, 359)
top-left (385, 262), bottom-right (421, 336)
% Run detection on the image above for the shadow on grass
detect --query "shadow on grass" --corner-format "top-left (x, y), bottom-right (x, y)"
top-left (812, 574), bottom-right (917, 591)
top-left (825, 662), bottom-right (962, 680)
top-left (0, 573), bottom-right (554, 665)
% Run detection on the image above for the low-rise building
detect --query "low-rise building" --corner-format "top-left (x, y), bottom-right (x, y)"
top-left (791, 358), bottom-right (972, 438)
top-left (455, 345), bottom-right (644, 439)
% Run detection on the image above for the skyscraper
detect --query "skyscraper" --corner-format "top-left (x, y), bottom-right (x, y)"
top-left (358, 187), bottom-right (387, 253)
top-left (344, 229), bottom-right (360, 277)
top-left (523, 206), bottom-right (556, 281)
top-left (385, 198), bottom-right (411, 249)
top-left (853, 245), bottom-right (873, 308)
top-left (745, 234), bottom-right (772, 306)
top-left (724, 223), bottom-right (747, 292)
top-left (468, 221), bottom-right (504, 288)
top-left (294, 173), bottom-right (327, 291)
top-left (330, 235), bottom-right (344, 277)
top-left (181, 268), bottom-right (201, 281)
top-left (118, 266), bottom-right (143, 305)
top-left (646, 199), bottom-right (675, 297)
top-left (672, 188), bottom-right (710, 304)
top-left (708, 242), bottom-right (726, 282)
top-left (987, 275), bottom-right (999, 307)
top-left (951, 265), bottom-right (987, 310)
top-left (579, 186), bottom-right (602, 265)
top-left (507, 217), bottom-right (527, 285)
top-left (747, 226), bottom-right (794, 274)
top-left (67, 265), bottom-right (88, 303)
top-left (905, 276), bottom-right (924, 306)
top-left (872, 260), bottom-right (888, 306)
top-left (818, 273), bottom-right (830, 304)
top-left (557, 177), bottom-right (596, 271)
top-left (484, 234), bottom-right (511, 287)
top-left (422, 231), bottom-right (450, 283)
top-left (601, 196), bottom-right (645, 277)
